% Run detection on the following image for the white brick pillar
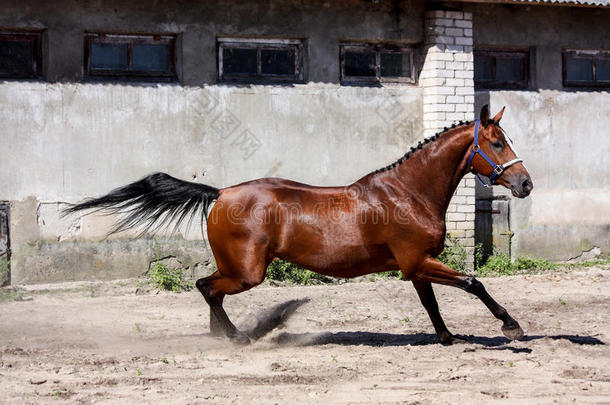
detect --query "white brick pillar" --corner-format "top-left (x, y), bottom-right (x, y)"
top-left (421, 10), bottom-right (475, 269)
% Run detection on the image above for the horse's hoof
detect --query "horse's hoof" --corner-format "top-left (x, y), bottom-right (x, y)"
top-left (229, 332), bottom-right (251, 345)
top-left (502, 324), bottom-right (524, 341)
top-left (438, 332), bottom-right (466, 346)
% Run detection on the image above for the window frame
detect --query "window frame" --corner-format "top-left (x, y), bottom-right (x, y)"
top-left (0, 30), bottom-right (43, 79)
top-left (563, 49), bottom-right (610, 88)
top-left (84, 32), bottom-right (177, 82)
top-left (474, 47), bottom-right (530, 90)
top-left (217, 38), bottom-right (305, 84)
top-left (340, 42), bottom-right (416, 85)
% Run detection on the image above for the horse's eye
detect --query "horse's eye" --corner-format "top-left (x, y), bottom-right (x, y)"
top-left (492, 141), bottom-right (503, 149)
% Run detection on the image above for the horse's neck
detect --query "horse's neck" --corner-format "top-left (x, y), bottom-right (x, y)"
top-left (371, 125), bottom-right (474, 217)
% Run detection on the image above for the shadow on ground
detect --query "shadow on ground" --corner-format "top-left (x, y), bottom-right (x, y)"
top-left (242, 299), bottom-right (605, 351)
top-left (270, 331), bottom-right (604, 353)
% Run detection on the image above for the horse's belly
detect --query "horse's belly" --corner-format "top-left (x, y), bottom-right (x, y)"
top-left (277, 238), bottom-right (396, 278)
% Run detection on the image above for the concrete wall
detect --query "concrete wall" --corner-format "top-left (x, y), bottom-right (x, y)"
top-left (0, 0), bottom-right (426, 284)
top-left (468, 3), bottom-right (610, 260)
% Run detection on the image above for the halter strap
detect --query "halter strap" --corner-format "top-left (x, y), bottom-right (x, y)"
top-left (467, 120), bottom-right (523, 187)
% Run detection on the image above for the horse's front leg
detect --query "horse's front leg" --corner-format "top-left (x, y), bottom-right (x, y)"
top-left (411, 280), bottom-right (456, 345)
top-left (413, 257), bottom-right (523, 340)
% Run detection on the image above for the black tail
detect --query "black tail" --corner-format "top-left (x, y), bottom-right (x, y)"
top-left (62, 172), bottom-right (219, 236)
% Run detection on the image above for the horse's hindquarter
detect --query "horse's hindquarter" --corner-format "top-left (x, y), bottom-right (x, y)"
top-left (209, 179), bottom-right (398, 277)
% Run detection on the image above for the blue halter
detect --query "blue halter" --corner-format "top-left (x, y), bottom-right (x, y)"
top-left (467, 120), bottom-right (523, 187)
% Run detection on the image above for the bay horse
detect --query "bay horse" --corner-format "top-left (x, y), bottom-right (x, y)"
top-left (65, 105), bottom-right (533, 345)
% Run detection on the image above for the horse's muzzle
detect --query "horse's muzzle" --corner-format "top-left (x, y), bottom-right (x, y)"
top-left (511, 174), bottom-right (533, 198)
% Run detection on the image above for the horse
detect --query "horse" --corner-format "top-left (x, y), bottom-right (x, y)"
top-left (64, 105), bottom-right (533, 345)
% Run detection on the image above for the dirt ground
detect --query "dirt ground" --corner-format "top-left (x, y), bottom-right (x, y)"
top-left (0, 267), bottom-right (608, 404)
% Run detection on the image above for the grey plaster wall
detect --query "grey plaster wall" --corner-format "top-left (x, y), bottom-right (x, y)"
top-left (469, 3), bottom-right (610, 260)
top-left (0, 0), bottom-right (425, 284)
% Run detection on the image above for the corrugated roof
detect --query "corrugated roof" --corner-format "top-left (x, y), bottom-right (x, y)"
top-left (458, 0), bottom-right (610, 7)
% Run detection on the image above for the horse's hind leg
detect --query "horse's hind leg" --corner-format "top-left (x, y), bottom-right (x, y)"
top-left (413, 257), bottom-right (523, 341)
top-left (412, 280), bottom-right (455, 345)
top-left (196, 272), bottom-right (253, 344)
top-left (195, 240), bottom-right (269, 345)
top-left (195, 274), bottom-right (224, 337)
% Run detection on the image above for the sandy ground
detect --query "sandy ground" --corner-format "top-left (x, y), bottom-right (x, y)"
top-left (0, 267), bottom-right (608, 404)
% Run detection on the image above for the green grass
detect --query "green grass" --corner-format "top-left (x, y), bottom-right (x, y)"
top-left (147, 241), bottom-right (194, 292)
top-left (476, 248), bottom-right (558, 277)
top-left (564, 255), bottom-right (610, 269)
top-left (148, 260), bottom-right (194, 292)
top-left (266, 259), bottom-right (334, 285)
top-left (0, 287), bottom-right (25, 303)
top-left (0, 259), bottom-right (9, 287)
top-left (438, 238), bottom-right (468, 273)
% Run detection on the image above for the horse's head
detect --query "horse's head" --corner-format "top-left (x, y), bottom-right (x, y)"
top-left (469, 105), bottom-right (533, 198)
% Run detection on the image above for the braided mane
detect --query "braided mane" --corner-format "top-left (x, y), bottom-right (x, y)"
top-left (372, 120), bottom-right (475, 174)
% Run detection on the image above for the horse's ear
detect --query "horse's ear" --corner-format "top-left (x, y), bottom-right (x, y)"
top-left (480, 105), bottom-right (489, 126)
top-left (492, 106), bottom-right (506, 123)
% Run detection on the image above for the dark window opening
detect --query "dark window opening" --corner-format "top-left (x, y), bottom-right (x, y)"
top-left (261, 49), bottom-right (295, 76)
top-left (345, 51), bottom-right (376, 77)
top-left (340, 43), bottom-right (414, 84)
top-left (474, 48), bottom-right (529, 89)
top-left (85, 33), bottom-right (177, 81)
top-left (380, 52), bottom-right (411, 78)
top-left (563, 50), bottom-right (610, 87)
top-left (218, 39), bottom-right (304, 83)
top-left (223, 48), bottom-right (257, 75)
top-left (0, 30), bottom-right (42, 79)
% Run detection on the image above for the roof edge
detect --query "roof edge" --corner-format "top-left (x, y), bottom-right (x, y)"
top-left (454, 0), bottom-right (610, 8)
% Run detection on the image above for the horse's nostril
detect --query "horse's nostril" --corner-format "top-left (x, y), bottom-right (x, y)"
top-left (522, 178), bottom-right (532, 192)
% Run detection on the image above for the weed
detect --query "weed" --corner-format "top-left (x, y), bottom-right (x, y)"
top-left (148, 242), bottom-right (194, 292)
top-left (438, 238), bottom-right (468, 273)
top-left (559, 297), bottom-right (566, 305)
top-left (331, 355), bottom-right (338, 363)
top-left (149, 261), bottom-right (194, 292)
top-left (564, 255), bottom-right (610, 269)
top-left (476, 248), bottom-right (557, 277)
top-left (378, 270), bottom-right (404, 279)
top-left (328, 298), bottom-right (333, 308)
top-left (513, 256), bottom-right (557, 271)
top-left (401, 316), bottom-right (410, 323)
top-left (0, 287), bottom-right (25, 303)
top-left (267, 259), bottom-right (334, 285)
top-left (134, 323), bottom-right (141, 333)
top-left (159, 357), bottom-right (168, 364)
top-left (136, 369), bottom-right (143, 376)
top-left (508, 361), bottom-right (515, 367)
top-left (0, 259), bottom-right (9, 286)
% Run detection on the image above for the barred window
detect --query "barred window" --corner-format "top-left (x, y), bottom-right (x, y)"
top-left (0, 30), bottom-right (42, 79)
top-left (218, 38), bottom-right (304, 83)
top-left (85, 33), bottom-right (177, 81)
top-left (474, 48), bottom-right (529, 89)
top-left (340, 43), bottom-right (415, 84)
top-left (563, 49), bottom-right (610, 88)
